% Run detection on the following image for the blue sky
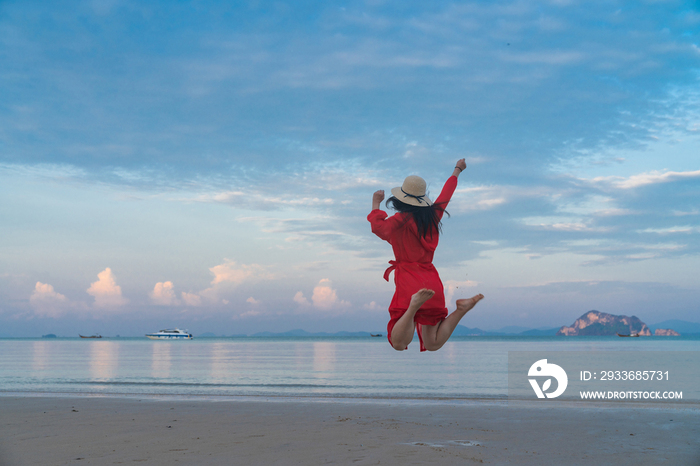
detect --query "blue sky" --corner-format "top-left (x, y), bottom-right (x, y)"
top-left (1, 0), bottom-right (699, 336)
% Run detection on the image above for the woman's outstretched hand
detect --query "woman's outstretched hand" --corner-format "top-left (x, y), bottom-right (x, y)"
top-left (453, 158), bottom-right (467, 177)
top-left (372, 190), bottom-right (385, 210)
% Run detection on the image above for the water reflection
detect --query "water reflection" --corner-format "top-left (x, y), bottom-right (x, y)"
top-left (443, 342), bottom-right (458, 384)
top-left (445, 341), bottom-right (457, 363)
top-left (89, 342), bottom-right (119, 380)
top-left (5, 337), bottom-right (697, 399)
top-left (32, 341), bottom-right (50, 372)
top-left (151, 343), bottom-right (172, 378)
top-left (312, 341), bottom-right (336, 373)
top-left (210, 342), bottom-right (231, 383)
top-left (295, 342), bottom-right (312, 369)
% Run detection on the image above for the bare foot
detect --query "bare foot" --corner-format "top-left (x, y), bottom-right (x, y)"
top-left (455, 294), bottom-right (484, 314)
top-left (409, 288), bottom-right (435, 310)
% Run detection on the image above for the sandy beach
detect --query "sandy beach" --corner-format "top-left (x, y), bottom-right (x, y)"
top-left (0, 396), bottom-right (698, 465)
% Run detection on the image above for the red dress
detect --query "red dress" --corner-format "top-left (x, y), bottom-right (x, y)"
top-left (367, 175), bottom-right (458, 351)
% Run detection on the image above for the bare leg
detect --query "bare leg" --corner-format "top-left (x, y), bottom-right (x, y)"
top-left (390, 289), bottom-right (435, 351)
top-left (421, 294), bottom-right (484, 351)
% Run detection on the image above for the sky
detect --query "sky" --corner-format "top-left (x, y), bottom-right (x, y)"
top-left (1, 0), bottom-right (699, 337)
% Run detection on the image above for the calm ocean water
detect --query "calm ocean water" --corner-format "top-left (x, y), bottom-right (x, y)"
top-left (1, 336), bottom-right (699, 401)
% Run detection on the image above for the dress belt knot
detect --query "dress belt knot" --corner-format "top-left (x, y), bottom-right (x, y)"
top-left (383, 260), bottom-right (432, 281)
top-left (383, 260), bottom-right (398, 282)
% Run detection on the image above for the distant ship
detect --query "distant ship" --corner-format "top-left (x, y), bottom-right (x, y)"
top-left (370, 333), bottom-right (383, 337)
top-left (616, 333), bottom-right (640, 337)
top-left (145, 329), bottom-right (193, 340)
top-left (79, 334), bottom-right (102, 339)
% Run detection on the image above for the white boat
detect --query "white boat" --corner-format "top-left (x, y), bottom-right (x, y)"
top-left (145, 329), bottom-right (193, 340)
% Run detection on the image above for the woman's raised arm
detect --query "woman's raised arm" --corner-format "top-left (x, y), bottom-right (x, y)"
top-left (452, 158), bottom-right (467, 178)
top-left (372, 189), bottom-right (385, 211)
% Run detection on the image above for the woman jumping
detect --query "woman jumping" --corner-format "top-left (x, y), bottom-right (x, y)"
top-left (368, 158), bottom-right (484, 352)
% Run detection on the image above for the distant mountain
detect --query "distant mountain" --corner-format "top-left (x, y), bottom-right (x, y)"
top-left (518, 327), bottom-right (560, 336)
top-left (250, 329), bottom-right (373, 337)
top-left (492, 326), bottom-right (532, 334)
top-left (649, 320), bottom-right (700, 334)
top-left (557, 311), bottom-right (651, 336)
top-left (252, 329), bottom-right (313, 337)
top-left (450, 325), bottom-right (562, 336)
top-left (450, 325), bottom-right (520, 336)
top-left (451, 325), bottom-right (492, 336)
top-left (249, 326), bottom-right (552, 337)
top-left (194, 318), bottom-right (699, 339)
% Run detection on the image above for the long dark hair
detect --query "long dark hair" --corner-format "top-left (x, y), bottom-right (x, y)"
top-left (385, 197), bottom-right (449, 240)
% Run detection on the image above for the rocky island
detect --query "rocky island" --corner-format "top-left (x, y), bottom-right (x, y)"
top-left (557, 311), bottom-right (652, 336)
top-left (654, 328), bottom-right (681, 336)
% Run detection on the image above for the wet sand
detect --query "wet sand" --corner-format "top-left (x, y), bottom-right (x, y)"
top-left (0, 396), bottom-right (698, 465)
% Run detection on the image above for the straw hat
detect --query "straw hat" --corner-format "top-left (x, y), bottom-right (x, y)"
top-left (391, 175), bottom-right (433, 207)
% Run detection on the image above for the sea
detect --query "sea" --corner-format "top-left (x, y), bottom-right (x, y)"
top-left (2, 336), bottom-right (699, 402)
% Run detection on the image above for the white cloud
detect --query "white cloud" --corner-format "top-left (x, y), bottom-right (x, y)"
top-left (197, 259), bottom-right (274, 303)
top-left (294, 279), bottom-right (350, 311)
top-left (444, 279), bottom-right (478, 305)
top-left (149, 281), bottom-right (179, 306)
top-left (293, 291), bottom-right (309, 305)
top-left (363, 301), bottom-right (383, 311)
top-left (145, 261), bottom-right (274, 309)
top-left (591, 169), bottom-right (700, 189)
top-left (498, 50), bottom-right (585, 65)
top-left (519, 216), bottom-right (610, 232)
top-left (402, 141), bottom-right (433, 159)
top-left (86, 268), bottom-right (128, 309)
top-left (30, 282), bottom-right (69, 318)
top-left (639, 226), bottom-right (700, 234)
top-left (193, 191), bottom-right (334, 209)
top-left (555, 195), bottom-right (631, 218)
top-left (672, 209), bottom-right (699, 216)
top-left (209, 259), bottom-right (272, 285)
top-left (209, 259), bottom-right (259, 285)
top-left (234, 310), bottom-right (261, 319)
top-left (181, 292), bottom-right (202, 307)
top-left (453, 185), bottom-right (549, 211)
top-left (311, 278), bottom-right (350, 310)
top-left (454, 186), bottom-right (507, 210)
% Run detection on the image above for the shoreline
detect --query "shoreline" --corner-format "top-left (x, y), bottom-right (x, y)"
top-left (2, 390), bottom-right (699, 409)
top-left (1, 395), bottom-right (698, 465)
